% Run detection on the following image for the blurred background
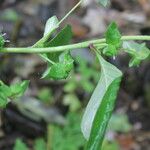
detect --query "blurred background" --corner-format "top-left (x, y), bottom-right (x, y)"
top-left (0, 0), bottom-right (150, 150)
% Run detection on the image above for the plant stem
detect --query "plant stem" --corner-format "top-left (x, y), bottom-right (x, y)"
top-left (1, 35), bottom-right (150, 53)
top-left (58, 0), bottom-right (83, 25)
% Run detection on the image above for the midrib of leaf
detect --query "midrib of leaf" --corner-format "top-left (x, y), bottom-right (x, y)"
top-left (81, 54), bottom-right (122, 142)
top-left (86, 77), bottom-right (121, 150)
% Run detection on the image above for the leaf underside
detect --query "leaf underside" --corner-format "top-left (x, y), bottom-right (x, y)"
top-left (81, 54), bottom-right (122, 150)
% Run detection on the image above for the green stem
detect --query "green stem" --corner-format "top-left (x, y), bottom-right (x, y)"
top-left (1, 35), bottom-right (150, 53)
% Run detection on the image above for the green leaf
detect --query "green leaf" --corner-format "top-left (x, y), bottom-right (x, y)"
top-left (34, 138), bottom-right (47, 150)
top-left (123, 41), bottom-right (150, 67)
top-left (0, 93), bottom-right (8, 108)
top-left (33, 16), bottom-right (59, 48)
top-left (42, 52), bottom-right (74, 80)
top-left (43, 63), bottom-right (68, 80)
top-left (81, 54), bottom-right (122, 150)
top-left (46, 25), bottom-right (72, 47)
top-left (0, 84), bottom-right (12, 97)
top-left (0, 9), bottom-right (19, 22)
top-left (52, 112), bottom-right (85, 150)
top-left (43, 16), bottom-right (59, 37)
top-left (59, 51), bottom-right (74, 72)
top-left (10, 80), bottom-right (29, 98)
top-left (46, 25), bottom-right (73, 62)
top-left (13, 139), bottom-right (28, 150)
top-left (102, 140), bottom-right (120, 150)
top-left (0, 33), bottom-right (5, 48)
top-left (63, 94), bottom-right (81, 112)
top-left (108, 113), bottom-right (132, 133)
top-left (0, 80), bottom-right (29, 108)
top-left (104, 22), bottom-right (122, 56)
top-left (103, 44), bottom-right (117, 56)
top-left (96, 0), bottom-right (110, 7)
top-left (37, 88), bottom-right (53, 103)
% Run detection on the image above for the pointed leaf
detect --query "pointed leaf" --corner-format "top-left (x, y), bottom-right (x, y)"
top-left (43, 63), bottom-right (68, 80)
top-left (42, 52), bottom-right (74, 80)
top-left (81, 54), bottom-right (122, 149)
top-left (33, 16), bottom-right (59, 48)
top-left (43, 16), bottom-right (59, 36)
top-left (105, 22), bottom-right (121, 47)
top-left (123, 41), bottom-right (150, 67)
top-left (45, 25), bottom-right (73, 62)
top-left (0, 80), bottom-right (29, 108)
top-left (104, 22), bottom-right (122, 56)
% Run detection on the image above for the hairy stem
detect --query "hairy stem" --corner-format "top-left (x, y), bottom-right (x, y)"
top-left (1, 35), bottom-right (150, 53)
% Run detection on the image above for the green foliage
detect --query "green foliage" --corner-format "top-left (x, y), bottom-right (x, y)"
top-left (37, 88), bottom-right (53, 104)
top-left (34, 138), bottom-right (47, 150)
top-left (33, 16), bottom-right (59, 48)
top-left (96, 0), bottom-right (110, 7)
top-left (102, 140), bottom-right (120, 150)
top-left (0, 33), bottom-right (5, 48)
top-left (123, 41), bottom-right (150, 67)
top-left (52, 112), bottom-right (85, 150)
top-left (13, 139), bottom-right (28, 150)
top-left (0, 9), bottom-right (19, 22)
top-left (14, 138), bottom-right (46, 150)
top-left (63, 94), bottom-right (81, 112)
top-left (103, 22), bottom-right (122, 56)
top-left (81, 54), bottom-right (122, 150)
top-left (42, 51), bottom-right (74, 79)
top-left (0, 80), bottom-right (29, 108)
top-left (108, 113), bottom-right (132, 133)
top-left (33, 15), bottom-right (73, 80)
top-left (45, 24), bottom-right (73, 62)
top-left (43, 16), bottom-right (59, 37)
top-left (0, 0), bottom-right (150, 149)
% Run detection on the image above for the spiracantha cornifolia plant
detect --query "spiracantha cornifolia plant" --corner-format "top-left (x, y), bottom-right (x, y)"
top-left (0, 0), bottom-right (150, 149)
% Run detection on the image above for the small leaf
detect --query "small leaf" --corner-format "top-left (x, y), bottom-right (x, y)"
top-left (46, 25), bottom-right (73, 62)
top-left (103, 44), bottom-right (117, 56)
top-left (105, 22), bottom-right (121, 46)
top-left (123, 41), bottom-right (150, 67)
top-left (44, 63), bottom-right (68, 80)
top-left (96, 0), bottom-right (110, 7)
top-left (0, 84), bottom-right (12, 97)
top-left (13, 139), bottom-right (28, 150)
top-left (59, 51), bottom-right (74, 72)
top-left (42, 52), bottom-right (74, 80)
top-left (0, 33), bottom-right (5, 48)
top-left (19, 80), bottom-right (30, 96)
top-left (33, 16), bottom-right (59, 48)
top-left (43, 16), bottom-right (59, 37)
top-left (10, 80), bottom-right (29, 98)
top-left (0, 80), bottom-right (29, 108)
top-left (104, 22), bottom-right (122, 56)
top-left (81, 54), bottom-right (122, 150)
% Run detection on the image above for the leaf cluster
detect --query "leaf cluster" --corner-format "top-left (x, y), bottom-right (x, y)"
top-left (0, 80), bottom-right (29, 108)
